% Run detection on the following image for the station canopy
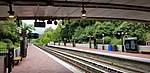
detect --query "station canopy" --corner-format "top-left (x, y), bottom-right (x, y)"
top-left (0, 0), bottom-right (150, 23)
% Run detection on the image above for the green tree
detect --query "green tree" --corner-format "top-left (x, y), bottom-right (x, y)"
top-left (34, 22), bottom-right (62, 44)
top-left (73, 26), bottom-right (85, 42)
top-left (94, 20), bottom-right (121, 36)
top-left (51, 22), bottom-right (62, 42)
top-left (114, 22), bottom-right (147, 45)
top-left (23, 23), bottom-right (35, 33)
top-left (0, 20), bottom-right (19, 44)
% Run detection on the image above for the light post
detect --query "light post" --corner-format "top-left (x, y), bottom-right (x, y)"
top-left (102, 34), bottom-right (105, 50)
top-left (117, 31), bottom-right (127, 52)
top-left (87, 35), bottom-right (93, 49)
top-left (64, 38), bottom-right (67, 46)
top-left (72, 37), bottom-right (76, 47)
top-left (93, 36), bottom-right (97, 49)
top-left (58, 39), bottom-right (61, 46)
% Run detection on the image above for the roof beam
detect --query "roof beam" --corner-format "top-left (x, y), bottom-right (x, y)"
top-left (52, 1), bottom-right (150, 12)
top-left (0, 0), bottom-right (150, 12)
top-left (0, 16), bottom-right (150, 23)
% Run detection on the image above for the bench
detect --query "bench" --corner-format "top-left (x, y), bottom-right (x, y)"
top-left (139, 50), bottom-right (150, 54)
top-left (14, 56), bottom-right (22, 65)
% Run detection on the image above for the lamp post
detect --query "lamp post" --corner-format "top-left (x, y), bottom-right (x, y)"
top-left (72, 37), bottom-right (76, 47)
top-left (64, 38), bottom-right (67, 46)
top-left (58, 39), bottom-right (61, 46)
top-left (102, 34), bottom-right (105, 50)
top-left (93, 36), bottom-right (97, 49)
top-left (117, 31), bottom-right (127, 52)
top-left (87, 35), bottom-right (93, 49)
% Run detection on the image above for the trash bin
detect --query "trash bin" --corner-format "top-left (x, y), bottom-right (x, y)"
top-left (108, 45), bottom-right (112, 51)
top-left (112, 45), bottom-right (118, 51)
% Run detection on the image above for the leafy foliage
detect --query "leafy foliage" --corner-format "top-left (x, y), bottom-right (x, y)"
top-left (0, 20), bottom-right (19, 44)
top-left (34, 22), bottom-right (62, 44)
top-left (23, 23), bottom-right (35, 33)
top-left (114, 22), bottom-right (147, 44)
top-left (34, 19), bottom-right (149, 45)
top-left (0, 41), bottom-right (7, 51)
top-left (104, 36), bottom-right (111, 44)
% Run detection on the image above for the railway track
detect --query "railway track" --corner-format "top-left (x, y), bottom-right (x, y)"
top-left (36, 45), bottom-right (145, 73)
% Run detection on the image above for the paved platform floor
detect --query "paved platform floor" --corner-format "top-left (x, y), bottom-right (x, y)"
top-left (50, 45), bottom-right (150, 59)
top-left (11, 45), bottom-right (74, 73)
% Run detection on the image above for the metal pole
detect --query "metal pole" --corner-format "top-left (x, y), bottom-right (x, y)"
top-left (58, 40), bottom-right (60, 46)
top-left (72, 38), bottom-right (76, 47)
top-left (94, 38), bottom-right (97, 49)
top-left (102, 34), bottom-right (104, 50)
top-left (64, 38), bottom-right (66, 46)
top-left (122, 36), bottom-right (124, 52)
top-left (89, 36), bottom-right (92, 48)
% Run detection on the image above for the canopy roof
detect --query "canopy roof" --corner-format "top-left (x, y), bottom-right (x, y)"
top-left (0, 0), bottom-right (150, 22)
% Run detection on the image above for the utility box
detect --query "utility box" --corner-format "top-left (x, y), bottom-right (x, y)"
top-left (125, 37), bottom-right (138, 52)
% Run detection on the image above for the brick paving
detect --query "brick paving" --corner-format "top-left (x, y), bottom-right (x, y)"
top-left (12, 45), bottom-right (73, 73)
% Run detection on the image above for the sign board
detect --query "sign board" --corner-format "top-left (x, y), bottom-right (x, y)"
top-left (146, 41), bottom-right (150, 46)
top-left (34, 22), bottom-right (45, 27)
top-left (125, 37), bottom-right (138, 52)
top-left (28, 33), bottom-right (39, 39)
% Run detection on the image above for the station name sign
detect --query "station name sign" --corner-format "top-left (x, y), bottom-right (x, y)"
top-left (34, 22), bottom-right (46, 27)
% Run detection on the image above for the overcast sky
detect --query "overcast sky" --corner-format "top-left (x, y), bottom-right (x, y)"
top-left (22, 20), bottom-right (58, 34)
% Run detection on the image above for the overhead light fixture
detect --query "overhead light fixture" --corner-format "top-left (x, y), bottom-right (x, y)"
top-left (62, 19), bottom-right (64, 25)
top-left (47, 19), bottom-right (52, 24)
top-left (68, 19), bottom-right (71, 24)
top-left (54, 20), bottom-right (57, 25)
top-left (6, 0), bottom-right (17, 21)
top-left (35, 18), bottom-right (37, 22)
top-left (81, 4), bottom-right (86, 19)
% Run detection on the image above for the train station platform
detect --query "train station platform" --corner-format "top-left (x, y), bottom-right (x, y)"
top-left (11, 45), bottom-right (81, 73)
top-left (48, 45), bottom-right (150, 62)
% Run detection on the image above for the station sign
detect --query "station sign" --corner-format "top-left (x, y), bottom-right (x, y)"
top-left (34, 22), bottom-right (45, 27)
top-left (28, 33), bottom-right (39, 39)
top-left (146, 41), bottom-right (150, 46)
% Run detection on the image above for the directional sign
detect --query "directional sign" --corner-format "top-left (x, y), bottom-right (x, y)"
top-left (34, 22), bottom-right (45, 27)
top-left (28, 33), bottom-right (39, 39)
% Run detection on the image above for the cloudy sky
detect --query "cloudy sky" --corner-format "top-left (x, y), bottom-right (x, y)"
top-left (22, 20), bottom-right (58, 34)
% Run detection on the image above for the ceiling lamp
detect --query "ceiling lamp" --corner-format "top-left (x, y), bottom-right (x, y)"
top-left (6, 0), bottom-right (17, 21)
top-left (47, 19), bottom-right (52, 24)
top-left (54, 20), bottom-right (57, 25)
top-left (62, 19), bottom-right (64, 25)
top-left (81, 4), bottom-right (86, 19)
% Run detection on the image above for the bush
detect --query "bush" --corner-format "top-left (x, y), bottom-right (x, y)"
top-left (97, 39), bottom-right (102, 44)
top-left (14, 43), bottom-right (20, 49)
top-left (111, 38), bottom-right (121, 45)
top-left (2, 39), bottom-right (13, 44)
top-left (104, 36), bottom-right (111, 44)
top-left (0, 41), bottom-right (7, 52)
